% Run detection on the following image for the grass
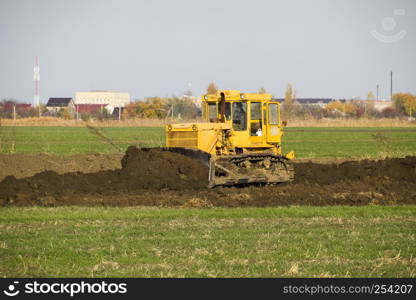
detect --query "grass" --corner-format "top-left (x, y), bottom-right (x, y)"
top-left (0, 126), bottom-right (415, 158)
top-left (285, 127), bottom-right (416, 158)
top-left (0, 206), bottom-right (415, 277)
top-left (1, 126), bottom-right (415, 277)
top-left (0, 126), bottom-right (165, 155)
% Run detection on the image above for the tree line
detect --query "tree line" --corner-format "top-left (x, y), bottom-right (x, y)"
top-left (1, 82), bottom-right (415, 120)
top-left (282, 83), bottom-right (416, 119)
top-left (123, 97), bottom-right (200, 120)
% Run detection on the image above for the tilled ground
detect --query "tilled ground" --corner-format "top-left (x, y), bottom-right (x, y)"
top-left (0, 146), bottom-right (415, 207)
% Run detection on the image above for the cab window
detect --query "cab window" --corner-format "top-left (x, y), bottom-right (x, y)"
top-left (218, 102), bottom-right (231, 121)
top-left (232, 102), bottom-right (247, 131)
top-left (250, 102), bottom-right (262, 136)
top-left (269, 103), bottom-right (278, 125)
top-left (225, 102), bottom-right (231, 121)
top-left (202, 104), bottom-right (207, 119)
top-left (208, 102), bottom-right (217, 122)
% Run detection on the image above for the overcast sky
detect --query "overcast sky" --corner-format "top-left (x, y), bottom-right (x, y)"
top-left (0, 0), bottom-right (415, 104)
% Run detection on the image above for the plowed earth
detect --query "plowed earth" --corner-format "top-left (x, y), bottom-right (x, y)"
top-left (1, 147), bottom-right (415, 207)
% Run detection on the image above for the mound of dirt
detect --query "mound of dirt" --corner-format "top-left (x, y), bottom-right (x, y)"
top-left (0, 146), bottom-right (415, 207)
top-left (0, 147), bottom-right (208, 206)
top-left (120, 146), bottom-right (209, 189)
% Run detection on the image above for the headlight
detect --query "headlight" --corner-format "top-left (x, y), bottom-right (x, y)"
top-left (167, 125), bottom-right (172, 131)
top-left (204, 95), bottom-right (208, 100)
top-left (240, 94), bottom-right (245, 99)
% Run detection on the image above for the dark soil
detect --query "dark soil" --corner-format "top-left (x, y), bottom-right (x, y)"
top-left (1, 146), bottom-right (415, 207)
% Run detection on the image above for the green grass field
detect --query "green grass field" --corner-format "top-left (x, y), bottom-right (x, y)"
top-left (1, 126), bottom-right (415, 277)
top-left (0, 126), bottom-right (416, 158)
top-left (1, 206), bottom-right (415, 277)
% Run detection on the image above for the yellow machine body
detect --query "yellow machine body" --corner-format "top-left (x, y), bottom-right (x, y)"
top-left (166, 90), bottom-right (294, 186)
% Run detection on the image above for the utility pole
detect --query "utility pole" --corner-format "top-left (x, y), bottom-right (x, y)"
top-left (34, 56), bottom-right (40, 109)
top-left (390, 71), bottom-right (393, 101)
top-left (376, 84), bottom-right (379, 101)
top-left (13, 105), bottom-right (16, 121)
top-left (118, 107), bottom-right (121, 121)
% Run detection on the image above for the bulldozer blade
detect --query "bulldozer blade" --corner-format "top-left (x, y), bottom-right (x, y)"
top-left (121, 147), bottom-right (211, 171)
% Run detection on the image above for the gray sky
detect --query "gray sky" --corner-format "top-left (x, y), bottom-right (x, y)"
top-left (0, 0), bottom-right (415, 104)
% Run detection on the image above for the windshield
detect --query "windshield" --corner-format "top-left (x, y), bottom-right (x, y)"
top-left (232, 102), bottom-right (247, 131)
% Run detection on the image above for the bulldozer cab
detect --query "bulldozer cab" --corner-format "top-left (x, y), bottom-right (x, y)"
top-left (202, 90), bottom-right (284, 154)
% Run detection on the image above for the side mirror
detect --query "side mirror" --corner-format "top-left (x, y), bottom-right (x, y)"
top-left (282, 120), bottom-right (288, 127)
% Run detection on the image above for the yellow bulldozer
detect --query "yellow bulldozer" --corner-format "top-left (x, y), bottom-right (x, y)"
top-left (165, 90), bottom-right (295, 187)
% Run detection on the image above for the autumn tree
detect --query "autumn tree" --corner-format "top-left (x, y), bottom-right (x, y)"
top-left (165, 97), bottom-right (201, 119)
top-left (58, 108), bottom-right (73, 120)
top-left (392, 93), bottom-right (408, 113)
top-left (284, 84), bottom-right (294, 104)
top-left (282, 83), bottom-right (296, 116)
top-left (206, 82), bottom-right (218, 95)
top-left (392, 93), bottom-right (416, 117)
top-left (122, 102), bottom-right (139, 119)
top-left (121, 97), bottom-right (201, 120)
top-left (324, 101), bottom-right (360, 118)
top-left (367, 91), bottom-right (375, 100)
top-left (402, 96), bottom-right (416, 117)
top-left (137, 97), bottom-right (166, 118)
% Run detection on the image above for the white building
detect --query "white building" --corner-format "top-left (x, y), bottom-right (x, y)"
top-left (373, 100), bottom-right (393, 111)
top-left (75, 91), bottom-right (130, 108)
top-left (181, 94), bottom-right (201, 108)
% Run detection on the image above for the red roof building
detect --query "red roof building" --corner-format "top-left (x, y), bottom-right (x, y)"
top-left (75, 104), bottom-right (108, 113)
top-left (1, 103), bottom-right (32, 113)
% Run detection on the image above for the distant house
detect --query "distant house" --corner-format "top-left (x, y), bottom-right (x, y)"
top-left (0, 102), bottom-right (32, 118)
top-left (1, 103), bottom-right (32, 113)
top-left (46, 98), bottom-right (75, 113)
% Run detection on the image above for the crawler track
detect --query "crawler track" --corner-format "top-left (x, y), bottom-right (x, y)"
top-left (211, 154), bottom-right (294, 186)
